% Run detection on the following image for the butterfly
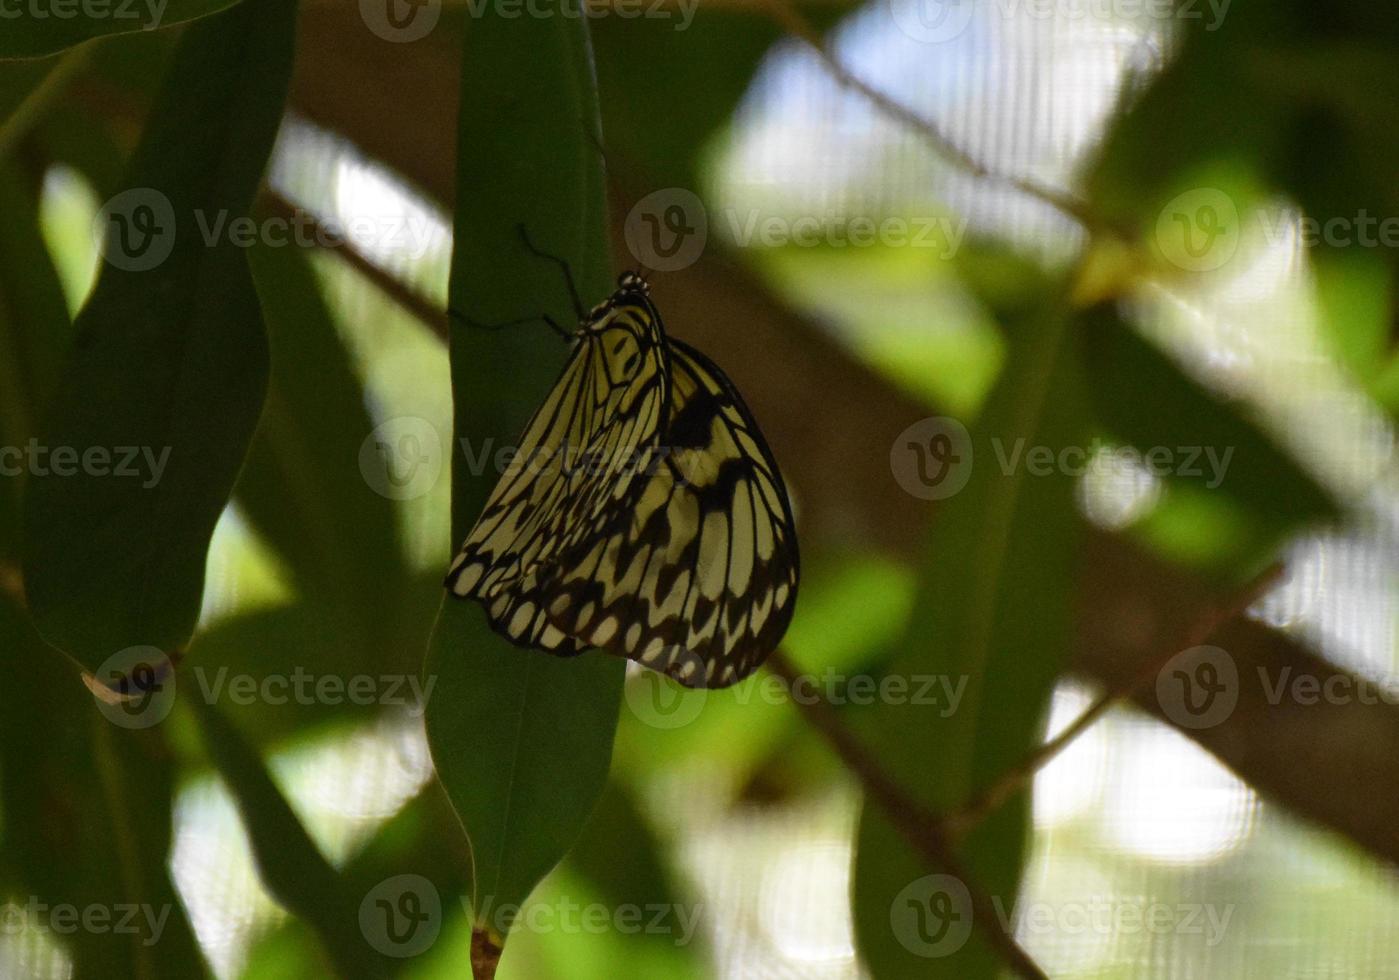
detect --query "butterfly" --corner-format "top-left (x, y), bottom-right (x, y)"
top-left (445, 241), bottom-right (798, 689)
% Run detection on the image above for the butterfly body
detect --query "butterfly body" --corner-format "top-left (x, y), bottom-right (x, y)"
top-left (447, 272), bottom-right (798, 689)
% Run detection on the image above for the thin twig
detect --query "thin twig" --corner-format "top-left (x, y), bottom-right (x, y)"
top-left (761, 0), bottom-right (1115, 237)
top-left (257, 190), bottom-right (449, 336)
top-left (946, 562), bottom-right (1286, 837)
top-left (766, 648), bottom-right (1050, 980)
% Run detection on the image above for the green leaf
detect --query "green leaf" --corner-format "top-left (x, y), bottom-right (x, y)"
top-left (426, 600), bottom-right (624, 955)
top-left (0, 597), bottom-right (207, 978)
top-left (21, 0), bottom-right (297, 671)
top-left (187, 575), bottom-right (443, 748)
top-left (186, 696), bottom-right (394, 979)
top-left (1080, 303), bottom-right (1339, 554)
top-left (238, 243), bottom-right (410, 645)
top-left (852, 302), bottom-right (1087, 978)
top-left (423, 12), bottom-right (625, 973)
top-left (0, 160), bottom-right (74, 559)
top-left (0, 0), bottom-right (242, 60)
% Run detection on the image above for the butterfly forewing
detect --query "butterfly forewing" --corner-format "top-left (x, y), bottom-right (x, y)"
top-left (445, 296), bottom-right (670, 653)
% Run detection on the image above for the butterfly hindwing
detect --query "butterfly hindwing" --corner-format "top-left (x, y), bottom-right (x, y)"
top-left (536, 338), bottom-right (799, 688)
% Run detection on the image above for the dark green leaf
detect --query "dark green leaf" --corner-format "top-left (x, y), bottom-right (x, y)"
top-left (0, 0), bottom-right (242, 60)
top-left (1081, 303), bottom-right (1339, 546)
top-left (0, 160), bottom-right (73, 559)
top-left (238, 242), bottom-right (410, 645)
top-left (853, 303), bottom-right (1087, 978)
top-left (0, 597), bottom-right (207, 978)
top-left (187, 695), bottom-right (394, 979)
top-left (423, 10), bottom-right (626, 970)
top-left (21, 0), bottom-right (297, 671)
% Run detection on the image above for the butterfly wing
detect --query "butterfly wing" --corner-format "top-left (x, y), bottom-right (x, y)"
top-left (538, 338), bottom-right (800, 687)
top-left (445, 300), bottom-right (670, 653)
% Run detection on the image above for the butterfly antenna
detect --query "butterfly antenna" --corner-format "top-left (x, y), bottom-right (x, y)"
top-left (516, 224), bottom-right (585, 321)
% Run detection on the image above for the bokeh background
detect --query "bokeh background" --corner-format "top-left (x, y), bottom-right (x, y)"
top-left (2, 1), bottom-right (1397, 978)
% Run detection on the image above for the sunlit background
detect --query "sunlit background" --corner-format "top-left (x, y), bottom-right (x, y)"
top-left (4, 1), bottom-right (1398, 977)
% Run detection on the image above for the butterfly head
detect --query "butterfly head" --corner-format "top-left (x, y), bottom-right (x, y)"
top-left (581, 272), bottom-right (651, 330)
top-left (616, 271), bottom-right (649, 295)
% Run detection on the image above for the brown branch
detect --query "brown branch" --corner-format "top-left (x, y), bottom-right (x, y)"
top-left (947, 561), bottom-right (1286, 838)
top-left (766, 648), bottom-right (1049, 980)
top-left (257, 190), bottom-right (449, 335)
top-left (760, 0), bottom-right (1115, 237)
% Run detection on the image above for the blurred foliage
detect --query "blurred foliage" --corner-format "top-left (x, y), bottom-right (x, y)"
top-left (0, 0), bottom-right (1395, 979)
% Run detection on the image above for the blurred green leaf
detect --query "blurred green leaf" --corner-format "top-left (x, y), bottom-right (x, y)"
top-left (0, 55), bottom-right (56, 145)
top-left (423, 10), bottom-right (625, 973)
top-left (21, 0), bottom-right (296, 671)
top-left (1081, 303), bottom-right (1338, 562)
top-left (239, 241), bottom-right (411, 645)
top-left (0, 161), bottom-right (73, 559)
top-left (187, 695), bottom-right (394, 978)
top-left (186, 577), bottom-right (441, 748)
top-left (0, 0), bottom-right (241, 59)
top-left (0, 597), bottom-right (206, 978)
top-left (853, 300), bottom-right (1087, 978)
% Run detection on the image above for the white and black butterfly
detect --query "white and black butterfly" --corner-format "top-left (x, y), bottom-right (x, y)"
top-left (446, 239), bottom-right (798, 688)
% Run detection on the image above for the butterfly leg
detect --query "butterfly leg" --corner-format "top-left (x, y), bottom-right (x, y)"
top-left (447, 308), bottom-right (573, 342)
top-left (516, 223), bottom-right (586, 321)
